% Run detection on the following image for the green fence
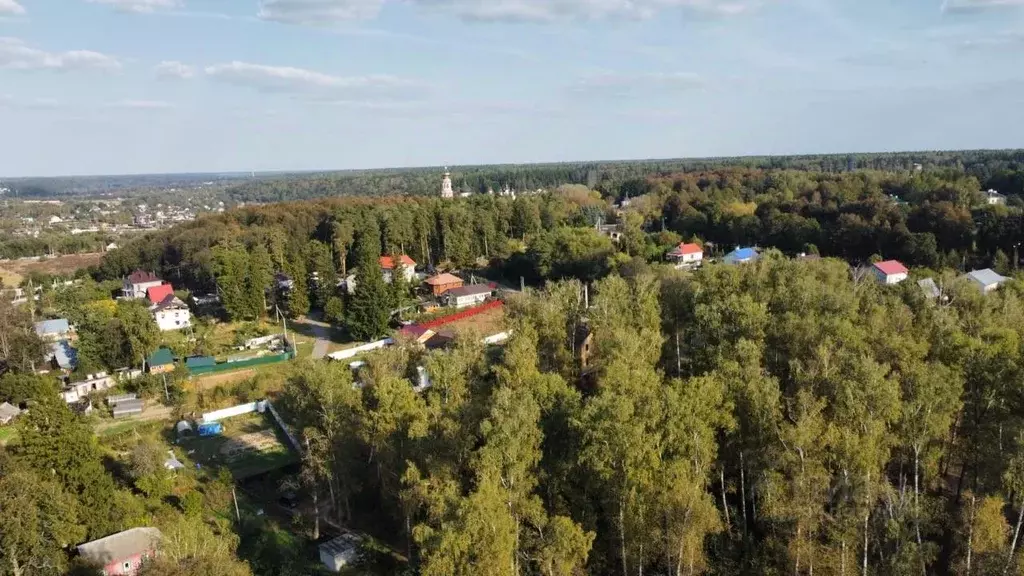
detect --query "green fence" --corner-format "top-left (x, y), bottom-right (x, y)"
top-left (188, 350), bottom-right (295, 376)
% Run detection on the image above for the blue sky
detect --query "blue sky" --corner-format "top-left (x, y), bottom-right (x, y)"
top-left (0, 0), bottom-right (1022, 176)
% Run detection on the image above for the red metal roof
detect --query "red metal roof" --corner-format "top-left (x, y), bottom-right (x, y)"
top-left (679, 243), bottom-right (703, 255)
top-left (873, 260), bottom-right (908, 276)
top-left (146, 283), bottom-right (174, 305)
top-left (380, 255), bottom-right (416, 269)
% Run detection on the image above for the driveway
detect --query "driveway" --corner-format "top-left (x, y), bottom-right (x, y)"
top-left (301, 317), bottom-right (333, 359)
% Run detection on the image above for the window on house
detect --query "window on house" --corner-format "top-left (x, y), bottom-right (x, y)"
top-left (123, 561), bottom-right (132, 570)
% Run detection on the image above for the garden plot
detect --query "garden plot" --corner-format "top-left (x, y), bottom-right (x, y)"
top-left (182, 411), bottom-right (297, 479)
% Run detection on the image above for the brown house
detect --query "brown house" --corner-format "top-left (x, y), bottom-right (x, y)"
top-left (424, 273), bottom-right (464, 297)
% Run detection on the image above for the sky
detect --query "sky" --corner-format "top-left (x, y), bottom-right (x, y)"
top-left (0, 0), bottom-right (1022, 177)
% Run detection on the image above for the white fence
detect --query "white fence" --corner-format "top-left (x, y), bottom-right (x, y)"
top-left (200, 401), bottom-right (261, 423)
top-left (327, 338), bottom-right (395, 361)
top-left (265, 401), bottom-right (302, 453)
top-left (482, 331), bottom-right (513, 345)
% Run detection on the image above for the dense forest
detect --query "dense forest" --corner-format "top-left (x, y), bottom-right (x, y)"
top-left (275, 255), bottom-right (1024, 575)
top-left (95, 165), bottom-right (1024, 300)
top-left (8, 152), bottom-right (1024, 575)
top-left (4, 149), bottom-right (1024, 202)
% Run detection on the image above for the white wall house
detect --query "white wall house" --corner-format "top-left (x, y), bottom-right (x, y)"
top-left (123, 270), bottom-right (163, 299)
top-left (319, 534), bottom-right (362, 572)
top-left (667, 243), bottom-right (703, 269)
top-left (150, 298), bottom-right (191, 331)
top-left (985, 189), bottom-right (1007, 206)
top-left (872, 260), bottom-right (909, 285)
top-left (380, 255), bottom-right (417, 284)
top-left (445, 284), bottom-right (492, 308)
top-left (965, 268), bottom-right (1009, 294)
top-left (61, 373), bottom-right (115, 403)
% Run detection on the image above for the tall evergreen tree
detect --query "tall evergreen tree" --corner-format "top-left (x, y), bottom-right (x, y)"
top-left (347, 224), bottom-right (391, 341)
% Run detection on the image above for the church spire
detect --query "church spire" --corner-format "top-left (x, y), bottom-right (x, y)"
top-left (441, 166), bottom-right (454, 199)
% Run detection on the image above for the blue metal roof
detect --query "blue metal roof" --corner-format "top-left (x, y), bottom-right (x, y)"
top-left (51, 340), bottom-right (77, 370)
top-left (35, 318), bottom-right (70, 337)
top-left (724, 247), bottom-right (758, 264)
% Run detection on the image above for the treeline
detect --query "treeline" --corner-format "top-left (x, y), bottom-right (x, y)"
top-left (94, 168), bottom-right (1024, 306)
top-left (280, 255), bottom-right (1024, 574)
top-left (0, 232), bottom-right (111, 261)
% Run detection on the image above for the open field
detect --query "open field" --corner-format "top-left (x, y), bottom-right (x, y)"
top-left (0, 252), bottom-right (105, 284)
top-left (179, 411), bottom-right (296, 479)
top-left (441, 306), bottom-right (507, 337)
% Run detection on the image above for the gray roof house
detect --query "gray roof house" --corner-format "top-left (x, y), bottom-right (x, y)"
top-left (34, 318), bottom-right (71, 340)
top-left (918, 278), bottom-right (941, 300)
top-left (964, 269), bottom-right (1009, 294)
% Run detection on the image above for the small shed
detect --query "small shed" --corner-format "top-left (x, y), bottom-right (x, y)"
top-left (112, 399), bottom-right (144, 419)
top-left (147, 348), bottom-right (175, 374)
top-left (319, 534), bottom-right (363, 572)
top-left (0, 402), bottom-right (22, 425)
top-left (106, 393), bottom-right (138, 406)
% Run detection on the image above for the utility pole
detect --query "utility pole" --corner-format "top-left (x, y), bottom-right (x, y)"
top-left (161, 373), bottom-right (170, 402)
top-left (232, 486), bottom-right (241, 523)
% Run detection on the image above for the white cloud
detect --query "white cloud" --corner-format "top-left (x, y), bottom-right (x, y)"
top-left (0, 0), bottom-right (26, 16)
top-left (0, 37), bottom-right (122, 71)
top-left (257, 0), bottom-right (756, 24)
top-left (943, 0), bottom-right (1024, 11)
top-left (86, 0), bottom-right (182, 13)
top-left (109, 99), bottom-right (175, 109)
top-left (155, 60), bottom-right (194, 79)
top-left (204, 61), bottom-right (419, 97)
top-left (572, 71), bottom-right (705, 97)
top-left (258, 0), bottom-right (385, 24)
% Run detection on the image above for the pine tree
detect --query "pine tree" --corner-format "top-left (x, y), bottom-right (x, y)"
top-left (347, 225), bottom-right (391, 341)
top-left (247, 243), bottom-right (274, 318)
top-left (286, 257), bottom-right (310, 319)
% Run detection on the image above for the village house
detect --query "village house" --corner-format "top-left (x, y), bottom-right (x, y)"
top-left (123, 270), bottom-right (163, 300)
top-left (666, 243), bottom-right (704, 269)
top-left (380, 255), bottom-right (417, 284)
top-left (444, 284), bottom-right (493, 309)
top-left (319, 533), bottom-right (362, 572)
top-left (984, 189), bottom-right (1007, 206)
top-left (61, 373), bottom-right (116, 403)
top-left (872, 260), bottom-right (909, 285)
top-left (76, 527), bottom-right (161, 576)
top-left (146, 283), bottom-right (191, 331)
top-left (723, 247), bottom-right (759, 265)
top-left (964, 268), bottom-right (1009, 294)
top-left (424, 272), bottom-right (464, 296)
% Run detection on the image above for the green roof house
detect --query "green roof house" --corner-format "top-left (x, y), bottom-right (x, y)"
top-left (147, 348), bottom-right (175, 374)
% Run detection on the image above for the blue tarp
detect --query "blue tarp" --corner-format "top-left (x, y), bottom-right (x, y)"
top-left (35, 318), bottom-right (70, 337)
top-left (197, 422), bottom-right (223, 437)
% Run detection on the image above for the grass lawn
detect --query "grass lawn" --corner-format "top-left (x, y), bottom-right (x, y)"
top-left (179, 411), bottom-right (297, 480)
top-left (0, 426), bottom-right (20, 446)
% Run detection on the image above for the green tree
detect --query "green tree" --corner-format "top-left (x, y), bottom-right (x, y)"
top-left (115, 300), bottom-right (159, 367)
top-left (347, 229), bottom-right (391, 341)
top-left (0, 456), bottom-right (86, 576)
top-left (324, 296), bottom-right (345, 325)
top-left (307, 240), bottom-right (338, 310)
